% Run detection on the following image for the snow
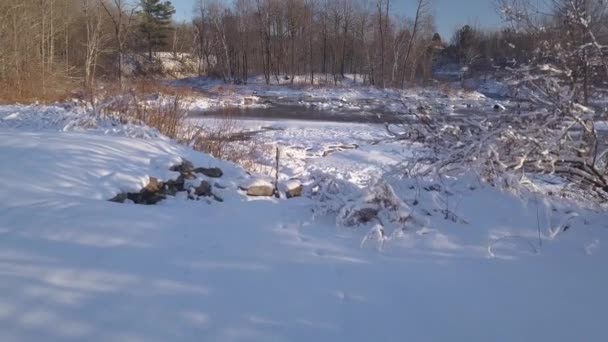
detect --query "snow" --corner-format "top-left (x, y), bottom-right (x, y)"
top-left (122, 52), bottom-right (200, 79)
top-left (242, 178), bottom-right (274, 189)
top-left (173, 76), bottom-right (515, 115)
top-left (1, 101), bottom-right (608, 341)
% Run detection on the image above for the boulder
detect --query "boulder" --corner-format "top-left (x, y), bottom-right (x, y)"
top-left (110, 157), bottom-right (228, 205)
top-left (127, 191), bottom-right (165, 205)
top-left (247, 185), bottom-right (274, 197)
top-left (179, 172), bottom-right (196, 181)
top-left (144, 177), bottom-right (163, 193)
top-left (244, 179), bottom-right (275, 197)
top-left (170, 159), bottom-right (194, 173)
top-left (110, 177), bottom-right (166, 205)
top-left (165, 177), bottom-right (185, 194)
top-left (170, 159), bottom-right (196, 182)
top-left (194, 180), bottom-right (212, 197)
top-left (194, 167), bottom-right (223, 178)
top-left (285, 180), bottom-right (303, 199)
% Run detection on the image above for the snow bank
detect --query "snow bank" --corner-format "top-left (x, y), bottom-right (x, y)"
top-left (1, 104), bottom-right (607, 342)
top-left (0, 131), bottom-right (243, 204)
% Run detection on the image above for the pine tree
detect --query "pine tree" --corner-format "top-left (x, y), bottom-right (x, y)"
top-left (139, 0), bottom-right (176, 61)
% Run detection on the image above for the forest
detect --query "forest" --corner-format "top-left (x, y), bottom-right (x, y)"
top-left (5, 0), bottom-right (603, 101)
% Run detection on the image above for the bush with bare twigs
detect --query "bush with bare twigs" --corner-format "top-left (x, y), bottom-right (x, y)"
top-left (383, 0), bottom-right (608, 205)
top-left (188, 114), bottom-right (274, 174)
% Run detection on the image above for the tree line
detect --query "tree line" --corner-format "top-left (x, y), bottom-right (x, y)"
top-left (192, 0), bottom-right (442, 87)
top-left (0, 0), bottom-right (606, 102)
top-left (0, 0), bottom-right (176, 100)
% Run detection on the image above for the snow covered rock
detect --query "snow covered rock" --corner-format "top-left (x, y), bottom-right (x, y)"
top-left (243, 179), bottom-right (275, 197)
top-left (144, 177), bottom-right (163, 193)
top-left (194, 180), bottom-right (212, 197)
top-left (194, 167), bottom-right (223, 178)
top-left (110, 186), bottom-right (166, 205)
top-left (170, 159), bottom-right (195, 174)
top-left (109, 176), bottom-right (168, 205)
top-left (284, 180), bottom-right (303, 198)
top-left (110, 160), bottom-right (227, 204)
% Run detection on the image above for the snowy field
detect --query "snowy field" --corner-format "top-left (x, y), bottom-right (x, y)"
top-left (1, 97), bottom-right (608, 341)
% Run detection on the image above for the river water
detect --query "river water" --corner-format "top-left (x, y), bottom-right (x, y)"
top-left (189, 104), bottom-right (405, 124)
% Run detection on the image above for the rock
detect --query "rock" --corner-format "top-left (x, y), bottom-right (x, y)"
top-left (181, 172), bottom-right (196, 181)
top-left (165, 177), bottom-right (185, 193)
top-left (170, 159), bottom-right (194, 173)
top-left (194, 180), bottom-right (212, 197)
top-left (244, 179), bottom-right (275, 197)
top-left (164, 181), bottom-right (179, 196)
top-left (193, 181), bottom-right (224, 202)
top-left (285, 180), bottom-right (303, 199)
top-left (144, 177), bottom-right (163, 193)
top-left (110, 177), bottom-right (166, 205)
top-left (247, 185), bottom-right (275, 197)
top-left (110, 158), bottom-right (228, 205)
top-left (128, 191), bottom-right (165, 205)
top-left (194, 167), bottom-right (223, 178)
top-left (109, 193), bottom-right (128, 203)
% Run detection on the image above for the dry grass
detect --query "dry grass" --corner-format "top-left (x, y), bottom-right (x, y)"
top-left (2, 74), bottom-right (272, 173)
top-left (91, 80), bottom-right (194, 141)
top-left (0, 77), bottom-right (78, 104)
top-left (94, 80), bottom-right (272, 172)
top-left (133, 95), bottom-right (190, 139)
top-left (189, 112), bottom-right (274, 173)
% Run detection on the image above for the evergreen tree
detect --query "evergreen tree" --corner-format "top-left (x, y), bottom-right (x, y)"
top-left (456, 25), bottom-right (478, 66)
top-left (139, 0), bottom-right (176, 61)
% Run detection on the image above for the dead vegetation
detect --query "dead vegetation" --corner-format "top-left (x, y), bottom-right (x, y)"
top-left (88, 81), bottom-right (272, 174)
top-left (189, 113), bottom-right (275, 175)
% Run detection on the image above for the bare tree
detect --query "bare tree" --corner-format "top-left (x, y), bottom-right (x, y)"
top-left (400, 0), bottom-right (431, 88)
top-left (376, 0), bottom-right (389, 88)
top-left (82, 0), bottom-right (106, 92)
top-left (100, 0), bottom-right (138, 89)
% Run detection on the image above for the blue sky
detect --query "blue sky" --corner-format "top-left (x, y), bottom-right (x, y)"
top-left (171, 0), bottom-right (503, 39)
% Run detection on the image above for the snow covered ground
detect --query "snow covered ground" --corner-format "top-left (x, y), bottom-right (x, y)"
top-left (1, 101), bottom-right (608, 342)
